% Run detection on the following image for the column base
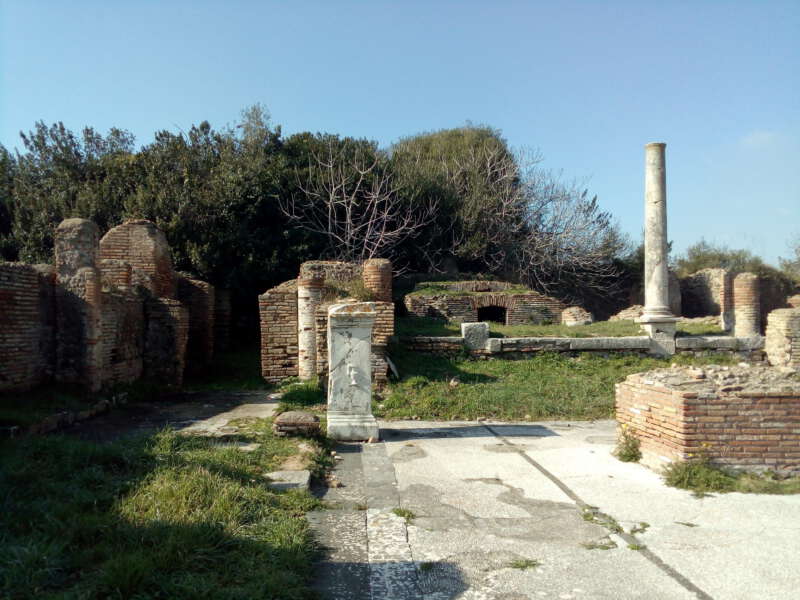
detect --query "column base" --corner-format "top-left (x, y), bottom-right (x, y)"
top-left (637, 316), bottom-right (679, 356)
top-left (327, 413), bottom-right (379, 441)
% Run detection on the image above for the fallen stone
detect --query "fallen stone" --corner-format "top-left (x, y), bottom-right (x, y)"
top-left (272, 410), bottom-right (320, 437)
top-left (264, 469), bottom-right (311, 491)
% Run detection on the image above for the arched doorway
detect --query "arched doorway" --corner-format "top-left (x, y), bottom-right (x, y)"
top-left (477, 305), bottom-right (506, 324)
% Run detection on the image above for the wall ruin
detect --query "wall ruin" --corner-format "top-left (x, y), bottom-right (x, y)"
top-left (258, 260), bottom-right (394, 386)
top-left (403, 281), bottom-right (568, 325)
top-left (0, 218), bottom-right (218, 393)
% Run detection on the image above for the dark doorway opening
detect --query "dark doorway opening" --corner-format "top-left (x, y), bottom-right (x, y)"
top-left (477, 305), bottom-right (506, 324)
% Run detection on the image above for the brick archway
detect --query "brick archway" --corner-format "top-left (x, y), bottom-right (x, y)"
top-left (471, 294), bottom-right (516, 325)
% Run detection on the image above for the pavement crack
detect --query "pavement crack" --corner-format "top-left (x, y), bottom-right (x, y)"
top-left (482, 423), bottom-right (715, 600)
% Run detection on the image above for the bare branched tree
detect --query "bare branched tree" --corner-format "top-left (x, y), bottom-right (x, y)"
top-left (280, 139), bottom-right (436, 264)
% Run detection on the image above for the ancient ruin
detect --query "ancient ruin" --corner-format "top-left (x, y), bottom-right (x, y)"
top-left (403, 280), bottom-right (568, 325)
top-left (258, 259), bottom-right (394, 387)
top-left (0, 218), bottom-right (228, 392)
top-left (616, 364), bottom-right (800, 475)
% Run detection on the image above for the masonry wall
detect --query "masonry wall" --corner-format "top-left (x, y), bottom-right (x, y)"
top-left (616, 374), bottom-right (800, 474)
top-left (0, 263), bottom-right (55, 391)
top-left (258, 280), bottom-right (298, 383)
top-left (176, 276), bottom-right (215, 370)
top-left (404, 290), bottom-right (567, 325)
top-left (680, 268), bottom-right (732, 329)
top-left (99, 220), bottom-right (175, 298)
top-left (100, 290), bottom-right (145, 385)
top-left (765, 308), bottom-right (800, 368)
top-left (1, 218), bottom-right (205, 393)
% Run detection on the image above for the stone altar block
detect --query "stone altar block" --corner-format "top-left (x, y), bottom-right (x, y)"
top-left (327, 302), bottom-right (379, 441)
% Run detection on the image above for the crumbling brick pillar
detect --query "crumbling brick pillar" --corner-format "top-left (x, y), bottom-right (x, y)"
top-left (765, 308), bottom-right (800, 367)
top-left (733, 272), bottom-right (760, 337)
top-left (54, 218), bottom-right (103, 392)
top-left (99, 220), bottom-right (175, 298)
top-left (362, 258), bottom-right (392, 302)
top-left (297, 276), bottom-right (324, 380)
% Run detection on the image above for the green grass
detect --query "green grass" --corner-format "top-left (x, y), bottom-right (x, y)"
top-left (395, 317), bottom-right (723, 339)
top-left (614, 428), bottom-right (642, 462)
top-left (391, 508), bottom-right (416, 523)
top-left (0, 423), bottom-right (324, 599)
top-left (508, 558), bottom-right (541, 570)
top-left (379, 348), bottom-right (737, 421)
top-left (0, 384), bottom-right (94, 428)
top-left (663, 459), bottom-right (800, 496)
top-left (406, 283), bottom-right (532, 297)
top-left (183, 344), bottom-right (271, 392)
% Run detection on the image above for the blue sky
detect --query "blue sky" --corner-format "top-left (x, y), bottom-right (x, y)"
top-left (1, 1), bottom-right (797, 265)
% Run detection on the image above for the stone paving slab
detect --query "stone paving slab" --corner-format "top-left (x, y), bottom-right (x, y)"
top-left (311, 419), bottom-right (800, 599)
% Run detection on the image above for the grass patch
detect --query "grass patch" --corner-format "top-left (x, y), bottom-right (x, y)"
top-left (395, 317), bottom-right (722, 339)
top-left (581, 539), bottom-right (617, 550)
top-left (391, 508), bottom-right (416, 523)
top-left (508, 558), bottom-right (541, 570)
top-left (628, 544), bottom-right (645, 551)
top-left (630, 522), bottom-right (650, 535)
top-left (183, 343), bottom-right (270, 392)
top-left (276, 379), bottom-right (326, 415)
top-left (380, 348), bottom-right (737, 421)
top-left (613, 427), bottom-right (642, 462)
top-left (0, 384), bottom-right (93, 428)
top-left (0, 423), bottom-right (323, 598)
top-left (663, 459), bottom-right (800, 496)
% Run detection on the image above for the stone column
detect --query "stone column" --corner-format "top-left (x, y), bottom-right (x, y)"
top-left (327, 302), bottom-right (379, 441)
top-left (297, 276), bottom-right (324, 380)
top-left (765, 308), bottom-right (800, 367)
top-left (733, 272), bottom-right (761, 337)
top-left (54, 218), bottom-right (104, 391)
top-left (638, 143), bottom-right (678, 354)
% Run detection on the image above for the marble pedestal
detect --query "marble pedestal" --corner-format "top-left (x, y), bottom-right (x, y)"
top-left (327, 303), bottom-right (379, 441)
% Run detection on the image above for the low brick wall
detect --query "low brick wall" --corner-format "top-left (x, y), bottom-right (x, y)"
top-left (616, 366), bottom-right (800, 474)
top-left (404, 290), bottom-right (567, 325)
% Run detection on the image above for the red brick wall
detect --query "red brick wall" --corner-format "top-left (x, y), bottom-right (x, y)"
top-left (144, 298), bottom-right (189, 387)
top-left (99, 220), bottom-right (175, 298)
top-left (404, 289), bottom-right (567, 325)
top-left (616, 373), bottom-right (800, 474)
top-left (258, 280), bottom-right (298, 383)
top-left (0, 263), bottom-right (47, 391)
top-left (100, 290), bottom-right (145, 386)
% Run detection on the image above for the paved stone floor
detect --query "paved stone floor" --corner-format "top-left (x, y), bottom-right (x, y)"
top-left (310, 419), bottom-right (800, 600)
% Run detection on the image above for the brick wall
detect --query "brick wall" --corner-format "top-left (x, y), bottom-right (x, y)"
top-left (680, 268), bottom-right (732, 328)
top-left (404, 288), bottom-right (568, 325)
top-left (176, 275), bottom-right (215, 369)
top-left (0, 263), bottom-right (49, 391)
top-left (258, 280), bottom-right (298, 383)
top-left (616, 367), bottom-right (800, 475)
top-left (144, 298), bottom-right (189, 387)
top-left (299, 260), bottom-right (362, 282)
top-left (100, 290), bottom-right (145, 386)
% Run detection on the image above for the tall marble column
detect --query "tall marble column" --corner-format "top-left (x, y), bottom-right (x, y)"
top-left (327, 302), bottom-right (379, 441)
top-left (638, 143), bottom-right (678, 353)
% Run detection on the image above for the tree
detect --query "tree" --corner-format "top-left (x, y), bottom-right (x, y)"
top-left (280, 134), bottom-right (436, 263)
top-left (780, 235), bottom-right (800, 282)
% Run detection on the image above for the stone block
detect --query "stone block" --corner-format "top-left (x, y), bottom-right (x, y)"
top-left (263, 470), bottom-right (311, 491)
top-left (461, 322), bottom-right (489, 350)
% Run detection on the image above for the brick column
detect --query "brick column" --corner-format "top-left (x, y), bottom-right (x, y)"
top-left (733, 272), bottom-right (760, 337)
top-left (362, 258), bottom-right (392, 302)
